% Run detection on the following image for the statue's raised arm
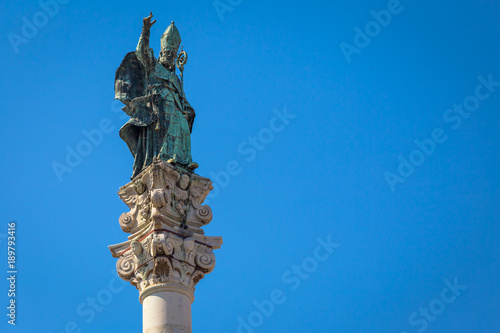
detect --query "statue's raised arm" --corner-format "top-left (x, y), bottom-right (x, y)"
top-left (136, 12), bottom-right (156, 69)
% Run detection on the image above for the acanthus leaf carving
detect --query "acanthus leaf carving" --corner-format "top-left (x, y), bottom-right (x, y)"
top-left (113, 230), bottom-right (218, 293)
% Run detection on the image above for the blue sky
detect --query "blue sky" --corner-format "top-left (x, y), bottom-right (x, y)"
top-left (0, 0), bottom-right (499, 332)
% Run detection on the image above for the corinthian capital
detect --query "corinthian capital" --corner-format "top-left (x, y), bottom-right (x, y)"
top-left (112, 229), bottom-right (221, 297)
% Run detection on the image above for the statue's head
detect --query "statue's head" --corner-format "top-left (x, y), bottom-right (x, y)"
top-left (130, 240), bottom-right (143, 256)
top-left (179, 174), bottom-right (190, 190)
top-left (159, 21), bottom-right (181, 69)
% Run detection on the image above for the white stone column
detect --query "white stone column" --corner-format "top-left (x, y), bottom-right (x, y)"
top-left (141, 284), bottom-right (194, 333)
top-left (109, 161), bottom-right (222, 333)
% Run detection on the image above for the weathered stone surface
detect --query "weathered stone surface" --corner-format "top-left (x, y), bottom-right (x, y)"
top-left (116, 160), bottom-right (214, 235)
top-left (109, 161), bottom-right (222, 293)
top-left (110, 227), bottom-right (220, 294)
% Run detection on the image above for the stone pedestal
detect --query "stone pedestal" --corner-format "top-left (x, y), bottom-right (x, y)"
top-left (109, 160), bottom-right (222, 333)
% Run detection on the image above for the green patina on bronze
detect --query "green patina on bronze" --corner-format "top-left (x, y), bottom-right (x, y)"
top-left (115, 13), bottom-right (197, 178)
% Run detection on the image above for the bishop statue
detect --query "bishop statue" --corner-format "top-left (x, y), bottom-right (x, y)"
top-left (115, 13), bottom-right (197, 178)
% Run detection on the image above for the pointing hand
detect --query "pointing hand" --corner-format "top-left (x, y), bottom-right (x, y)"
top-left (143, 12), bottom-right (156, 29)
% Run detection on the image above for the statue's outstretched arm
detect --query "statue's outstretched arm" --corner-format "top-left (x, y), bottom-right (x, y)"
top-left (136, 12), bottom-right (156, 69)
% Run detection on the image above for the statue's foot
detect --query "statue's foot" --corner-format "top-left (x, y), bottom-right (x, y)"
top-left (187, 162), bottom-right (198, 170)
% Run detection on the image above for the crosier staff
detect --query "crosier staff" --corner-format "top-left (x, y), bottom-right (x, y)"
top-left (176, 47), bottom-right (188, 116)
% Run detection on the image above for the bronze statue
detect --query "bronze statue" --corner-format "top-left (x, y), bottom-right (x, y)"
top-left (115, 13), bottom-right (197, 178)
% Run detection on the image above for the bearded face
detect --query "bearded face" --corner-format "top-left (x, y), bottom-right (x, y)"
top-left (159, 47), bottom-right (177, 69)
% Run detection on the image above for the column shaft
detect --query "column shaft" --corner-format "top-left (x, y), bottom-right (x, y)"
top-left (143, 290), bottom-right (192, 333)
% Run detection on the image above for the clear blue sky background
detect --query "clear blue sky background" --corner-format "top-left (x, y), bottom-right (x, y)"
top-left (0, 0), bottom-right (499, 332)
